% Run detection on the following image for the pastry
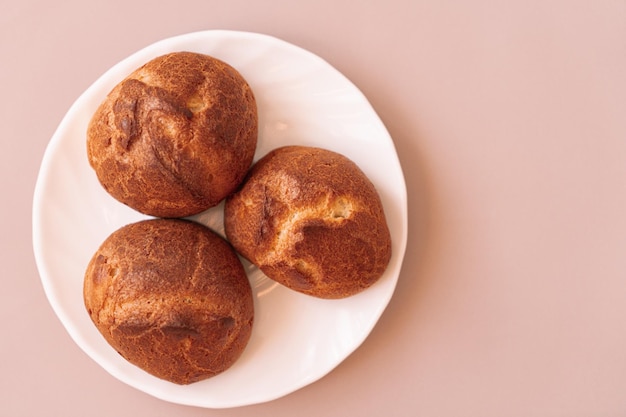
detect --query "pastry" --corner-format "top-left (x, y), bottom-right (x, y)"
top-left (224, 145), bottom-right (392, 299)
top-left (87, 52), bottom-right (257, 217)
top-left (83, 218), bottom-right (254, 384)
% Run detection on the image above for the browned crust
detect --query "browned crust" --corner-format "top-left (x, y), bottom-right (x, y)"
top-left (224, 146), bottom-right (392, 299)
top-left (87, 52), bottom-right (258, 217)
top-left (83, 219), bottom-right (254, 384)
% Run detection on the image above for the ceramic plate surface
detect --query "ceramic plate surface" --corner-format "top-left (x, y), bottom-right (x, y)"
top-left (32, 30), bottom-right (407, 408)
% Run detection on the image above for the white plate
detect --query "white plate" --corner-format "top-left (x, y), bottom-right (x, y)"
top-left (32, 30), bottom-right (407, 408)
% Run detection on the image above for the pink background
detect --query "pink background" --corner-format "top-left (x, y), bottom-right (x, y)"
top-left (3, 0), bottom-right (626, 415)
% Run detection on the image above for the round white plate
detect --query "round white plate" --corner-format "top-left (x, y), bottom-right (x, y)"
top-left (32, 30), bottom-right (407, 408)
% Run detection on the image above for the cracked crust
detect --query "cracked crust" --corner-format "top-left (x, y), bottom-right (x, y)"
top-left (83, 219), bottom-right (254, 384)
top-left (224, 146), bottom-right (392, 299)
top-left (87, 52), bottom-right (257, 217)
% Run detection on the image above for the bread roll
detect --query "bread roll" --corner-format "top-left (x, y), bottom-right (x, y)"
top-left (224, 146), bottom-right (392, 299)
top-left (87, 52), bottom-right (257, 218)
top-left (83, 219), bottom-right (254, 384)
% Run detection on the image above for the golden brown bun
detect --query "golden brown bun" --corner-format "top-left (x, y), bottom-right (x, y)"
top-left (83, 219), bottom-right (254, 384)
top-left (224, 146), bottom-right (392, 299)
top-left (87, 52), bottom-right (258, 218)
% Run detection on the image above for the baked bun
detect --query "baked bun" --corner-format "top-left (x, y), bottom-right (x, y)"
top-left (87, 52), bottom-right (257, 218)
top-left (224, 146), bottom-right (392, 299)
top-left (83, 219), bottom-right (254, 384)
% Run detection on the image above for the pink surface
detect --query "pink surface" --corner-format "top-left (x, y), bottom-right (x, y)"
top-left (2, 0), bottom-right (625, 415)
